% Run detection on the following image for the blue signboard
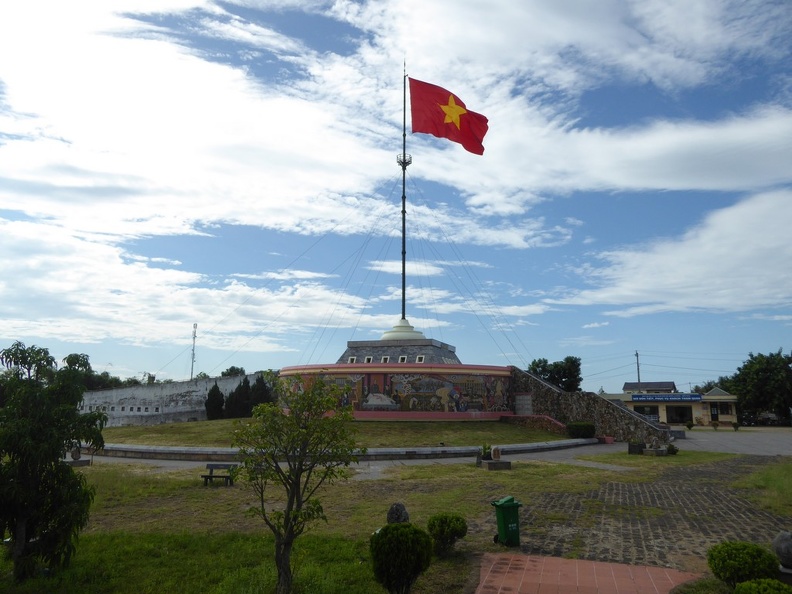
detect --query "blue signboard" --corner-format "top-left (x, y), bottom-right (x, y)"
top-left (631, 393), bottom-right (701, 402)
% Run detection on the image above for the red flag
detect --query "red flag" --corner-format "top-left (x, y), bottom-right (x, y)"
top-left (409, 77), bottom-right (489, 155)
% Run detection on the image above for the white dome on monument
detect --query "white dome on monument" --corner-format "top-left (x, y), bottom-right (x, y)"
top-left (379, 318), bottom-right (426, 341)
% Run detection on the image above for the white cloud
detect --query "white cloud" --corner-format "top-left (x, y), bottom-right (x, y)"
top-left (552, 191), bottom-right (792, 315)
top-left (558, 336), bottom-right (616, 348)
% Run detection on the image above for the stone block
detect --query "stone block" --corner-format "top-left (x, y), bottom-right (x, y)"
top-left (643, 448), bottom-right (667, 456)
top-left (484, 460), bottom-right (512, 470)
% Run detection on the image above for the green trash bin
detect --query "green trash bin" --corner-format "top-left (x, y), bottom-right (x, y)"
top-left (491, 495), bottom-right (522, 546)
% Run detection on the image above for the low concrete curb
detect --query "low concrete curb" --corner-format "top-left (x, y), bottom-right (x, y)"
top-left (90, 438), bottom-right (601, 462)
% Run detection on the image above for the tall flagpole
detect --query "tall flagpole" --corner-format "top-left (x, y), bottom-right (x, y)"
top-left (397, 65), bottom-right (412, 320)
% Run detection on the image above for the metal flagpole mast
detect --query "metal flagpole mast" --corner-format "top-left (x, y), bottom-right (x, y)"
top-left (397, 64), bottom-right (412, 320)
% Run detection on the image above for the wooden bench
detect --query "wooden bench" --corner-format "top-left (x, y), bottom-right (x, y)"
top-left (201, 463), bottom-right (238, 486)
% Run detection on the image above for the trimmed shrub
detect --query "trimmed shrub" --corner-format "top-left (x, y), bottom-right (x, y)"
top-left (370, 523), bottom-right (432, 594)
top-left (666, 443), bottom-right (679, 455)
top-left (707, 541), bottom-right (778, 587)
top-left (566, 422), bottom-right (596, 439)
top-left (685, 421), bottom-right (695, 430)
top-left (427, 512), bottom-right (468, 557)
top-left (734, 579), bottom-right (792, 594)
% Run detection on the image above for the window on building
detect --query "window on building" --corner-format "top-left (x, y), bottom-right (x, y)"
top-left (416, 355), bottom-right (425, 363)
top-left (719, 403), bottom-right (732, 415)
top-left (381, 356), bottom-right (390, 363)
top-left (633, 405), bottom-right (659, 421)
top-left (348, 357), bottom-right (356, 363)
top-left (398, 355), bottom-right (407, 363)
top-left (121, 406), bottom-right (125, 412)
top-left (144, 407), bottom-right (149, 412)
top-left (89, 405), bottom-right (93, 411)
top-left (110, 406), bottom-right (115, 412)
top-left (155, 407), bottom-right (159, 413)
top-left (137, 407), bottom-right (141, 412)
top-left (364, 356), bottom-right (373, 363)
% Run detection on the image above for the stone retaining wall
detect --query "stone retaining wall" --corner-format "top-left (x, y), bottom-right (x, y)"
top-left (510, 368), bottom-right (670, 443)
top-left (82, 373), bottom-right (263, 427)
top-left (501, 414), bottom-right (568, 436)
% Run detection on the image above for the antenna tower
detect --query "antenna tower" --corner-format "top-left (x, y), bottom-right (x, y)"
top-left (190, 323), bottom-right (197, 380)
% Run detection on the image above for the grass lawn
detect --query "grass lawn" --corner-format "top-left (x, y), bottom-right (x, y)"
top-left (102, 419), bottom-right (565, 448)
top-left (2, 423), bottom-right (791, 594)
top-left (1, 455), bottom-right (635, 594)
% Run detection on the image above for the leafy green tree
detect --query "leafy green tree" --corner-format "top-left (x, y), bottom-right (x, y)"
top-left (527, 356), bottom-right (582, 392)
top-left (205, 382), bottom-right (224, 420)
top-left (693, 376), bottom-right (736, 395)
top-left (0, 342), bottom-right (106, 581)
top-left (221, 366), bottom-right (246, 377)
top-left (233, 374), bottom-right (362, 594)
top-left (89, 370), bottom-right (125, 390)
top-left (730, 349), bottom-right (792, 418)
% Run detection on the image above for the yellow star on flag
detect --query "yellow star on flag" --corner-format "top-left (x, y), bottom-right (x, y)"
top-left (440, 95), bottom-right (467, 129)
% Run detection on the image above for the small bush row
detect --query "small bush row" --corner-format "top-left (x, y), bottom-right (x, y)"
top-left (734, 579), bottom-right (792, 594)
top-left (566, 421), bottom-right (596, 439)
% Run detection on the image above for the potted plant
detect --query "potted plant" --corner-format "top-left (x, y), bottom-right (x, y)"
top-left (628, 440), bottom-right (644, 455)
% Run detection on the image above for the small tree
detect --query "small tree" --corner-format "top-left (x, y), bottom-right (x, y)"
top-left (250, 373), bottom-right (274, 408)
top-left (225, 376), bottom-right (252, 418)
top-left (0, 342), bottom-right (106, 581)
top-left (233, 373), bottom-right (362, 594)
top-left (205, 382), bottom-right (224, 420)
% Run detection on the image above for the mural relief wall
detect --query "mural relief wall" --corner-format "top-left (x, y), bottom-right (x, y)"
top-left (324, 371), bottom-right (513, 413)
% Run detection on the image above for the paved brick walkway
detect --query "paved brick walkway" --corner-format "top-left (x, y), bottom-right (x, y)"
top-left (477, 554), bottom-right (700, 594)
top-left (518, 455), bottom-right (786, 571)
top-left (477, 454), bottom-right (791, 593)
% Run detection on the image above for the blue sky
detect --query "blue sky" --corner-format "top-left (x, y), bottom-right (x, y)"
top-left (1, 1), bottom-right (791, 393)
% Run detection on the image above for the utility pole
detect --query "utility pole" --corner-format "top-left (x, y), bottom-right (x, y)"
top-left (190, 323), bottom-right (197, 380)
top-left (635, 350), bottom-right (641, 392)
